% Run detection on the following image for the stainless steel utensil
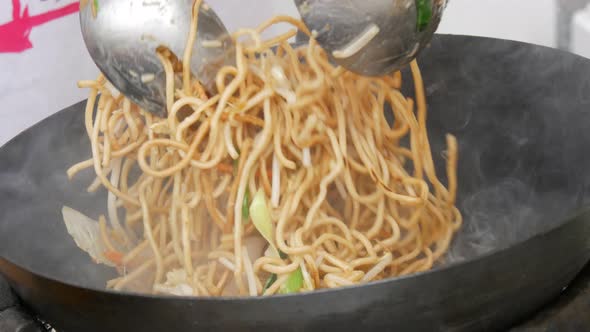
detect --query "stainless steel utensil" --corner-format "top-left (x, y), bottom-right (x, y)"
top-left (79, 0), bottom-right (234, 116)
top-left (293, 0), bottom-right (447, 76)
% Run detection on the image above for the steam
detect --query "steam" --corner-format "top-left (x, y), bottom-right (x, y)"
top-left (0, 101), bottom-right (116, 288)
top-left (444, 179), bottom-right (534, 264)
top-left (442, 178), bottom-right (581, 266)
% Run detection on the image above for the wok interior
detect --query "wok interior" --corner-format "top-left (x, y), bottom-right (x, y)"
top-left (1, 35), bottom-right (590, 290)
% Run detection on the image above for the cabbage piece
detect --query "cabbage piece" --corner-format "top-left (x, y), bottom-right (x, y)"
top-left (153, 284), bottom-right (193, 296)
top-left (154, 269), bottom-right (194, 296)
top-left (61, 206), bottom-right (115, 267)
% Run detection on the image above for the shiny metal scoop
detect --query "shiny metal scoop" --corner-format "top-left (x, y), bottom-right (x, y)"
top-left (293, 0), bottom-right (447, 76)
top-left (80, 0), bottom-right (234, 117)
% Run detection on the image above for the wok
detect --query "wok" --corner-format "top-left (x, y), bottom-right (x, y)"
top-left (1, 35), bottom-right (590, 331)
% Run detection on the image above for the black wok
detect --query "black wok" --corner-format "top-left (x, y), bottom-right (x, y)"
top-left (1, 35), bottom-right (590, 331)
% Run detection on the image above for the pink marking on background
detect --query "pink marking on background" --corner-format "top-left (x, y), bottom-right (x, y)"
top-left (0, 0), bottom-right (80, 53)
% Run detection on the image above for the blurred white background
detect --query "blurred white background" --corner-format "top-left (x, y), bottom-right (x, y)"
top-left (0, 0), bottom-right (588, 145)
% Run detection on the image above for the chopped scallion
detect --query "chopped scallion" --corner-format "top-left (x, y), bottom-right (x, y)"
top-left (416, 0), bottom-right (432, 31)
top-left (278, 250), bottom-right (288, 260)
top-left (279, 267), bottom-right (304, 294)
top-left (242, 188), bottom-right (250, 222)
top-left (263, 273), bottom-right (277, 293)
top-left (249, 189), bottom-right (275, 247)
